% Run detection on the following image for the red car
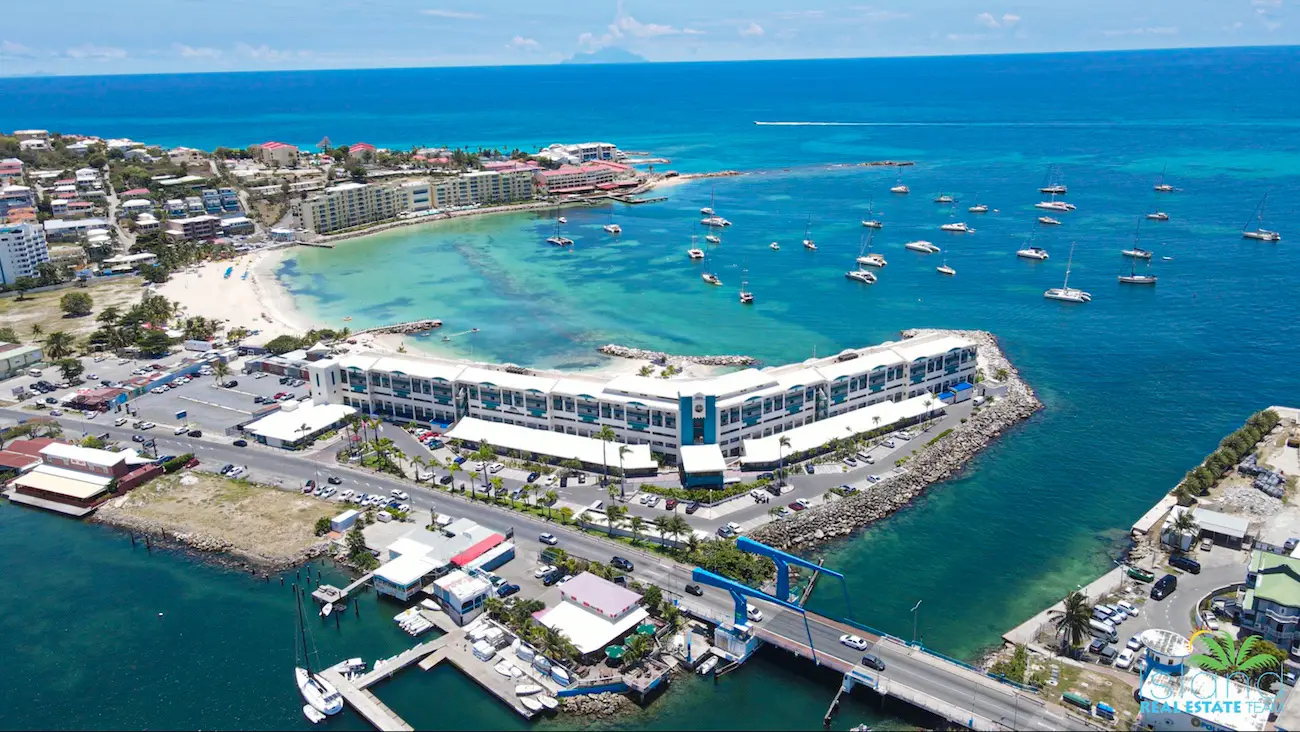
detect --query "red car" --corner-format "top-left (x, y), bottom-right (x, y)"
top-left (788, 501), bottom-right (806, 512)
top-left (665, 498), bottom-right (678, 510)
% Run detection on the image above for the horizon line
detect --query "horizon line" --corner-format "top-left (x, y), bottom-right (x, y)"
top-left (1, 42), bottom-right (1296, 81)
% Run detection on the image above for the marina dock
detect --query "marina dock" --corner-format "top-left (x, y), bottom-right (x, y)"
top-left (311, 570), bottom-right (373, 605)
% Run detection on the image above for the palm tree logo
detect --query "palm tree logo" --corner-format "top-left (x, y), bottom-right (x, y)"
top-left (1189, 631), bottom-right (1280, 676)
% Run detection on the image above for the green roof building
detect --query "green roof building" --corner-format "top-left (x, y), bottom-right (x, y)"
top-left (1241, 549), bottom-right (1300, 653)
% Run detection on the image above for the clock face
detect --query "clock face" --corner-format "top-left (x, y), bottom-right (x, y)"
top-left (694, 404), bottom-right (704, 414)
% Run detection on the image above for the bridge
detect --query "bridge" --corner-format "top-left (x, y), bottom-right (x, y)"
top-left (688, 538), bottom-right (1099, 731)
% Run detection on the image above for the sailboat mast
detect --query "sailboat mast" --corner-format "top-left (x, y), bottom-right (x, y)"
top-left (1063, 242), bottom-right (1075, 289)
top-left (296, 588), bottom-right (313, 675)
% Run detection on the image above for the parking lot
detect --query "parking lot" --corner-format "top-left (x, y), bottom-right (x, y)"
top-left (124, 370), bottom-right (311, 434)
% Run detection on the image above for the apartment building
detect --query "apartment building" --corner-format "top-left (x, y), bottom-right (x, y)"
top-left (533, 162), bottom-right (633, 194)
top-left (431, 169), bottom-right (534, 208)
top-left (256, 141), bottom-right (300, 167)
top-left (0, 223), bottom-right (51, 285)
top-left (1240, 549), bottom-right (1300, 653)
top-left (305, 333), bottom-right (978, 466)
top-left (165, 214), bottom-right (221, 241)
top-left (0, 185), bottom-right (36, 218)
top-left (0, 158), bottom-right (24, 186)
top-left (293, 182), bottom-right (404, 234)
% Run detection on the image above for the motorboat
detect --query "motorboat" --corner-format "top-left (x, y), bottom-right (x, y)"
top-left (700, 207), bottom-right (714, 215)
top-left (861, 219), bottom-right (883, 229)
top-left (701, 216), bottom-right (731, 227)
top-left (857, 253), bottom-right (887, 268)
top-left (845, 269), bottom-right (877, 284)
top-left (705, 234), bottom-right (720, 244)
top-left (521, 697), bottom-right (544, 713)
top-left (303, 705), bottom-right (326, 724)
top-left (1037, 216), bottom-right (1061, 226)
top-left (905, 240), bottom-right (941, 254)
top-left (1242, 194), bottom-right (1281, 241)
top-left (1122, 247), bottom-right (1152, 259)
top-left (940, 222), bottom-right (974, 233)
top-left (1017, 246), bottom-right (1049, 260)
top-left (296, 668), bottom-right (344, 716)
top-left (697, 656), bottom-right (720, 675)
top-left (933, 194), bottom-right (954, 204)
top-left (342, 658), bottom-right (366, 674)
top-left (557, 216), bottom-right (568, 224)
top-left (1039, 165), bottom-right (1067, 195)
top-left (803, 239), bottom-right (817, 250)
top-left (702, 273), bottom-right (722, 285)
top-left (687, 248), bottom-right (705, 259)
top-left (890, 183), bottom-right (909, 194)
top-left (1146, 212), bottom-right (1169, 221)
top-left (516, 684), bottom-right (544, 696)
top-left (1044, 242), bottom-right (1091, 303)
top-left (968, 203), bottom-right (988, 213)
top-left (769, 242), bottom-right (780, 250)
top-left (538, 695), bottom-right (559, 711)
top-left (603, 223), bottom-right (622, 234)
top-left (320, 602), bottom-right (333, 617)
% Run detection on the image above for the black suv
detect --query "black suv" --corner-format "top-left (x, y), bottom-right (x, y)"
top-left (610, 557), bottom-right (634, 572)
top-left (1151, 573), bottom-right (1178, 600)
top-left (1169, 554), bottom-right (1201, 574)
top-left (685, 501), bottom-right (702, 514)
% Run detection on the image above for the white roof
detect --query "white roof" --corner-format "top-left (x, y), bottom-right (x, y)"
top-left (602, 374), bottom-right (683, 401)
top-left (892, 335), bottom-right (973, 362)
top-left (103, 253), bottom-right (157, 265)
top-left (814, 349), bottom-right (905, 381)
top-left (325, 182), bottom-right (368, 192)
top-left (538, 601), bottom-right (649, 655)
top-left (433, 569), bottom-right (490, 602)
top-left (243, 402), bottom-right (356, 441)
top-left (1168, 505), bottom-right (1250, 539)
top-left (374, 553), bottom-right (438, 587)
top-left (387, 536), bottom-right (435, 560)
top-left (40, 442), bottom-right (131, 468)
top-left (741, 395), bottom-right (936, 466)
top-left (370, 355), bottom-right (465, 382)
top-left (458, 366), bottom-right (557, 393)
top-left (12, 465), bottom-right (113, 500)
top-left (445, 418), bottom-right (656, 471)
top-left (44, 218), bottom-right (109, 231)
top-left (680, 444), bottom-right (726, 474)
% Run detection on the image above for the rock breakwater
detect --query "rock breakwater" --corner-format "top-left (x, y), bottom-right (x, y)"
top-left (355, 319), bottom-right (443, 337)
top-left (749, 329), bottom-right (1041, 551)
top-left (560, 691), bottom-right (638, 718)
top-left (598, 344), bottom-right (756, 367)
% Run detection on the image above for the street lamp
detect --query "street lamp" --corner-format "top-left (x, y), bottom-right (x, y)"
top-left (911, 600), bottom-right (922, 645)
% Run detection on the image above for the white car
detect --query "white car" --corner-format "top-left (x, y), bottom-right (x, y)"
top-left (139, 422), bottom-right (155, 430)
top-left (1117, 600), bottom-right (1139, 617)
top-left (1126, 636), bottom-right (1143, 651)
top-left (839, 634), bottom-right (869, 651)
top-left (85, 411), bottom-right (97, 419)
top-left (175, 425), bottom-right (189, 435)
top-left (1201, 612), bottom-right (1220, 631)
top-left (534, 564), bottom-right (556, 578)
top-left (254, 372), bottom-right (268, 379)
top-left (1116, 648), bottom-right (1136, 670)
top-left (49, 409), bottom-right (63, 416)
top-left (87, 373), bottom-right (98, 380)
top-left (746, 605), bottom-right (763, 622)
top-left (882, 439), bottom-right (897, 448)
top-left (390, 489), bottom-right (409, 500)
top-left (778, 507), bottom-right (793, 517)
top-left (488, 462), bottom-right (504, 473)
top-left (227, 466), bottom-right (246, 478)
top-left (638, 494), bottom-right (651, 505)
top-left (151, 387), bottom-right (166, 394)
top-left (473, 461), bottom-right (487, 471)
top-left (114, 417), bottom-right (128, 426)
top-left (795, 498), bottom-right (811, 509)
top-left (542, 475), bottom-right (556, 486)
top-left (338, 489), bottom-right (354, 500)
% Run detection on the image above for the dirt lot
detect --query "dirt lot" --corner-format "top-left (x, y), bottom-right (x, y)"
top-left (0, 277), bottom-right (145, 344)
top-left (96, 471), bottom-right (334, 566)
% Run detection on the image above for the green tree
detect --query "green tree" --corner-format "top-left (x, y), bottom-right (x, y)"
top-left (604, 504), bottom-right (627, 537)
top-left (136, 329), bottom-right (173, 356)
top-left (263, 334), bottom-right (303, 355)
top-left (778, 435), bottom-right (792, 485)
top-left (543, 489), bottom-right (559, 520)
top-left (0, 327), bottom-right (18, 343)
top-left (138, 263), bottom-right (170, 284)
top-left (44, 331), bottom-right (75, 359)
top-left (56, 358), bottom-right (84, 383)
top-left (489, 475), bottom-right (505, 504)
top-left (60, 291), bottom-right (94, 316)
top-left (641, 583), bottom-right (663, 613)
top-left (595, 425), bottom-right (616, 489)
top-left (651, 515), bottom-right (671, 546)
top-left (1172, 508), bottom-right (1200, 538)
top-left (1053, 591), bottom-right (1093, 653)
top-left (628, 514), bottom-right (645, 544)
top-left (35, 262), bottom-right (62, 287)
top-left (617, 445), bottom-right (631, 498)
top-left (96, 306), bottom-right (121, 325)
top-left (12, 276), bottom-right (38, 300)
top-left (314, 516), bottom-right (332, 536)
top-left (212, 360), bottom-right (231, 383)
top-left (345, 526), bottom-right (377, 570)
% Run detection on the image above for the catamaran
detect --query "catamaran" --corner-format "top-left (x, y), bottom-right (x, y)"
top-left (1034, 197), bottom-right (1074, 212)
top-left (545, 218), bottom-right (573, 246)
top-left (855, 230), bottom-right (887, 267)
top-left (701, 216), bottom-right (731, 227)
top-left (739, 270), bottom-right (754, 304)
top-left (967, 193), bottom-right (989, 213)
top-left (1017, 246), bottom-right (1049, 260)
top-left (905, 240), bottom-right (941, 254)
top-left (295, 591), bottom-right (343, 715)
top-left (933, 193), bottom-right (954, 204)
top-left (1039, 166), bottom-right (1068, 195)
top-left (701, 187), bottom-right (717, 216)
top-left (602, 210), bottom-right (621, 234)
top-left (701, 249), bottom-right (722, 285)
top-left (940, 221), bottom-right (974, 233)
top-left (1153, 165), bottom-right (1174, 192)
top-left (1044, 242), bottom-right (1091, 302)
top-left (1242, 193), bottom-right (1282, 241)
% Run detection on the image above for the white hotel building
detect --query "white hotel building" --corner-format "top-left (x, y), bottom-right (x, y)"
top-left (305, 333), bottom-right (978, 473)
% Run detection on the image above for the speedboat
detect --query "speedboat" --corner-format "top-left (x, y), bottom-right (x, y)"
top-left (1040, 184), bottom-right (1067, 194)
top-left (1122, 247), bottom-right (1152, 259)
top-left (701, 216), bottom-right (731, 227)
top-left (303, 705), bottom-right (325, 724)
top-left (968, 203), bottom-right (988, 213)
top-left (1119, 273), bottom-right (1158, 285)
top-left (702, 273), bottom-right (722, 285)
top-left (933, 194), bottom-right (954, 204)
top-left (296, 668), bottom-right (344, 715)
top-left (1243, 229), bottom-right (1282, 242)
top-left (516, 684), bottom-right (543, 696)
top-left (845, 269), bottom-right (877, 284)
top-left (905, 240), bottom-right (940, 254)
top-left (697, 656), bottom-right (720, 675)
top-left (861, 219), bottom-right (883, 229)
top-left (803, 239), bottom-right (817, 250)
top-left (1146, 212), bottom-right (1169, 221)
top-left (705, 234), bottom-right (720, 244)
top-left (546, 236), bottom-right (574, 246)
top-left (1038, 216), bottom-right (1061, 226)
top-left (857, 253), bottom-right (887, 267)
top-left (603, 223), bottom-right (622, 234)
top-left (557, 216), bottom-right (567, 224)
top-left (1017, 247), bottom-right (1049, 260)
top-left (890, 184), bottom-right (909, 194)
top-left (940, 222), bottom-right (974, 233)
top-left (687, 248), bottom-right (705, 260)
top-left (769, 242), bottom-right (780, 250)
top-left (321, 603), bottom-right (333, 617)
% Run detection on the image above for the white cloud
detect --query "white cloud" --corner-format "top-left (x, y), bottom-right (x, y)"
top-left (419, 9), bottom-right (483, 20)
top-left (976, 12), bottom-right (1001, 28)
top-left (234, 43), bottom-right (305, 61)
top-left (64, 44), bottom-right (126, 61)
top-left (0, 40), bottom-right (34, 58)
top-left (1001, 13), bottom-right (1021, 25)
top-left (739, 22), bottom-right (765, 37)
top-left (506, 36), bottom-right (542, 52)
top-left (578, 2), bottom-right (703, 51)
top-left (173, 43), bottom-right (222, 59)
top-left (1102, 26), bottom-right (1179, 37)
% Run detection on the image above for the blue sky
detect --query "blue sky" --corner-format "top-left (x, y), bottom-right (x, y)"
top-left (0, 0), bottom-right (1294, 75)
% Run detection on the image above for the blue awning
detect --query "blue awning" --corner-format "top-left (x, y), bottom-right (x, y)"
top-left (938, 391), bottom-right (956, 400)
top-left (954, 382), bottom-right (974, 391)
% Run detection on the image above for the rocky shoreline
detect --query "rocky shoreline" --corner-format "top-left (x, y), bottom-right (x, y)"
top-left (355, 319), bottom-right (444, 337)
top-left (559, 690), bottom-right (639, 719)
top-left (92, 506), bottom-right (331, 573)
top-left (598, 344), bottom-right (757, 367)
top-left (749, 329), bottom-right (1041, 551)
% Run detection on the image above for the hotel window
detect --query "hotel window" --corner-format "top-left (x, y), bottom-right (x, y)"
top-left (601, 404), bottom-right (612, 418)
top-left (805, 387), bottom-right (814, 400)
top-left (763, 399), bottom-right (772, 414)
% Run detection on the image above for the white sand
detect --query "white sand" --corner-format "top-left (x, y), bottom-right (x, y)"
top-left (156, 250), bottom-right (315, 344)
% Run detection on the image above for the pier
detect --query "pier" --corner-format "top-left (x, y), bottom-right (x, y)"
top-left (311, 571), bottom-right (373, 605)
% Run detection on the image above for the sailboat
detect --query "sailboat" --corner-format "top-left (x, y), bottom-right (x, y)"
top-left (967, 193), bottom-right (988, 214)
top-left (937, 258), bottom-right (956, 276)
top-left (546, 215), bottom-right (573, 246)
top-left (687, 233), bottom-right (705, 260)
top-left (1039, 166), bottom-right (1067, 195)
top-left (1044, 242), bottom-right (1091, 302)
top-left (1119, 257), bottom-right (1158, 285)
top-left (705, 232), bottom-right (721, 244)
top-left (739, 270), bottom-right (754, 304)
top-left (295, 590), bottom-right (343, 715)
top-left (856, 230), bottom-right (887, 267)
top-left (602, 209), bottom-right (621, 234)
top-left (802, 217), bottom-right (816, 250)
top-left (1153, 165), bottom-right (1174, 193)
top-left (701, 249), bottom-right (722, 285)
top-left (701, 187), bottom-right (717, 216)
top-left (769, 241), bottom-right (780, 251)
top-left (861, 199), bottom-right (883, 228)
top-left (890, 170), bottom-right (909, 194)
top-left (933, 192), bottom-right (954, 204)
top-left (1242, 193), bottom-right (1282, 241)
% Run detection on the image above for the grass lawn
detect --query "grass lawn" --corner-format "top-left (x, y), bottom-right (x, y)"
top-left (0, 277), bottom-right (144, 345)
top-left (1048, 662), bottom-right (1140, 727)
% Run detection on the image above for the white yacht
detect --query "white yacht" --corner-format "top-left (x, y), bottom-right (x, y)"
top-left (845, 268), bottom-right (877, 284)
top-left (769, 242), bottom-right (780, 250)
top-left (937, 259), bottom-right (956, 276)
top-left (861, 219), bottom-right (883, 229)
top-left (739, 272), bottom-right (754, 304)
top-left (1037, 216), bottom-right (1061, 226)
top-left (1119, 256), bottom-right (1158, 285)
top-left (1122, 247), bottom-right (1152, 259)
top-left (546, 235), bottom-right (574, 246)
top-left (905, 240), bottom-right (941, 254)
top-left (801, 217), bottom-right (815, 250)
top-left (1242, 193), bottom-right (1282, 241)
top-left (687, 248), bottom-right (705, 260)
top-left (705, 233), bottom-right (721, 244)
top-left (538, 695), bottom-right (559, 711)
top-left (940, 222), bottom-right (974, 233)
top-left (1044, 242), bottom-right (1090, 303)
top-left (803, 240), bottom-right (817, 251)
top-left (1146, 212), bottom-right (1169, 221)
top-left (701, 187), bottom-right (717, 216)
top-left (1040, 184), bottom-right (1067, 195)
top-left (702, 272), bottom-right (722, 285)
top-left (968, 203), bottom-right (989, 213)
top-left (1153, 165), bottom-right (1174, 192)
top-left (1017, 246), bottom-right (1049, 260)
top-left (890, 171), bottom-right (908, 194)
top-left (296, 669), bottom-right (343, 716)
top-left (1039, 165), bottom-right (1067, 195)
top-left (603, 223), bottom-right (622, 234)
top-left (857, 253), bottom-right (887, 267)
top-left (701, 216), bottom-right (731, 227)
top-left (1034, 200), bottom-right (1072, 212)
top-left (933, 194), bottom-right (954, 204)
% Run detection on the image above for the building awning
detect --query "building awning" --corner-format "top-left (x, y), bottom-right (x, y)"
top-left (1169, 506), bottom-right (1250, 540)
top-left (680, 444), bottom-right (726, 474)
top-left (451, 533), bottom-right (504, 567)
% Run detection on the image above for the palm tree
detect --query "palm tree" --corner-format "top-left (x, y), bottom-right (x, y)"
top-left (517, 482), bottom-right (532, 507)
top-left (768, 506), bottom-right (783, 521)
top-left (212, 360), bottom-right (231, 383)
top-left (410, 456), bottom-right (426, 481)
top-left (617, 445), bottom-right (631, 498)
top-left (778, 435), bottom-right (791, 485)
top-left (595, 425), bottom-right (616, 490)
top-left (1169, 508), bottom-right (1200, 548)
top-left (44, 331), bottom-right (75, 360)
top-left (628, 515), bottom-right (645, 545)
top-left (604, 504), bottom-right (626, 537)
top-left (578, 510), bottom-right (592, 527)
top-left (483, 596), bottom-right (505, 621)
top-left (489, 475), bottom-right (504, 503)
top-left (1193, 633), bottom-right (1281, 678)
top-left (543, 489), bottom-right (559, 520)
top-left (1053, 591), bottom-right (1093, 653)
top-left (446, 462), bottom-right (462, 491)
top-left (669, 515), bottom-right (692, 550)
top-left (651, 515), bottom-right (671, 546)
top-left (30, 324), bottom-right (43, 339)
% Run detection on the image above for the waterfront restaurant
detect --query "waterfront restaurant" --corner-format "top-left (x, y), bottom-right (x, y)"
top-left (241, 402), bottom-right (356, 449)
top-left (430, 570), bottom-right (492, 626)
top-left (537, 572), bottom-right (649, 658)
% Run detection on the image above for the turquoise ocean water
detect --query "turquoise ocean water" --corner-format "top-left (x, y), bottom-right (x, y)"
top-left (2, 47), bottom-right (1300, 729)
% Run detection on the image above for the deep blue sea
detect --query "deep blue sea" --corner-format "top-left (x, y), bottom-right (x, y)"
top-left (3, 47), bottom-right (1300, 730)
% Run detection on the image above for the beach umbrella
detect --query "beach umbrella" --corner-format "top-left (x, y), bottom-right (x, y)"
top-left (604, 645), bottom-right (626, 660)
top-left (636, 623), bottom-right (656, 636)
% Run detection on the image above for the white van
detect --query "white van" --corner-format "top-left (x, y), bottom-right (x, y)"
top-left (1089, 619), bottom-right (1118, 643)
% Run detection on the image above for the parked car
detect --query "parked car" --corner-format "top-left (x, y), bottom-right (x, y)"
top-left (882, 439), bottom-right (897, 448)
top-left (496, 583), bottom-right (521, 598)
top-left (685, 583), bottom-right (704, 597)
top-left (114, 417), bottom-right (128, 426)
top-left (174, 425), bottom-right (189, 435)
top-left (576, 472), bottom-right (587, 484)
top-left (1126, 635), bottom-right (1143, 651)
top-left (1200, 537), bottom-right (1214, 551)
top-left (839, 634), bottom-right (869, 651)
top-left (539, 532), bottom-right (559, 546)
top-left (220, 463), bottom-right (235, 475)
top-left (1201, 612), bottom-right (1220, 631)
top-left (188, 430), bottom-right (202, 437)
top-left (795, 498), bottom-right (811, 509)
top-left (526, 472), bottom-right (539, 483)
top-left (746, 605), bottom-right (763, 622)
top-left (1097, 646), bottom-right (1119, 665)
top-left (1169, 554), bottom-right (1202, 574)
top-left (789, 501), bottom-right (806, 512)
top-left (610, 557), bottom-right (634, 572)
top-left (860, 654), bottom-right (886, 671)
top-left (488, 462), bottom-right (504, 473)
top-left (533, 565), bottom-right (556, 579)
top-left (843, 457), bottom-right (859, 468)
top-left (1117, 600), bottom-right (1139, 617)
top-left (44, 396), bottom-right (58, 404)
top-left (685, 501), bottom-right (701, 514)
top-left (665, 498), bottom-right (678, 510)
top-left (222, 380), bottom-right (238, 388)
top-left (233, 439), bottom-right (248, 447)
top-left (390, 489), bottom-right (409, 500)
top-left (439, 474), bottom-right (454, 485)
top-left (327, 476), bottom-right (342, 485)
top-left (542, 474), bottom-right (556, 486)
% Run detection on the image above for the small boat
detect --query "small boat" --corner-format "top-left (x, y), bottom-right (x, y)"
top-left (769, 242), bottom-right (780, 250)
top-left (557, 216), bottom-right (568, 224)
top-left (1034, 199), bottom-right (1073, 212)
top-left (739, 272), bottom-right (754, 304)
top-left (705, 234), bottom-right (721, 244)
top-left (1038, 216), bottom-right (1061, 226)
top-left (933, 194), bottom-right (954, 204)
top-left (700, 207), bottom-right (714, 215)
top-left (688, 233), bottom-right (705, 259)
top-left (1119, 272), bottom-right (1157, 285)
top-left (342, 658), bottom-right (366, 673)
top-left (521, 697), bottom-right (544, 713)
top-left (890, 171), bottom-right (908, 194)
top-left (1017, 246), bottom-right (1050, 260)
top-left (538, 695), bottom-right (559, 711)
top-left (845, 269), bottom-right (877, 284)
top-left (701, 187), bottom-right (717, 216)
top-left (1039, 165), bottom-right (1067, 195)
top-left (550, 666), bottom-right (571, 685)
top-left (1146, 212), bottom-right (1169, 221)
top-left (905, 240), bottom-right (940, 254)
top-left (697, 656), bottom-right (719, 675)
top-left (321, 603), bottom-right (333, 618)
top-left (801, 216), bottom-right (816, 249)
top-left (937, 259), bottom-right (956, 276)
top-left (857, 253), bottom-right (887, 268)
top-left (702, 273), bottom-right (722, 285)
top-left (968, 203), bottom-right (988, 213)
top-left (516, 684), bottom-right (544, 696)
top-left (603, 223), bottom-right (621, 234)
top-left (494, 661), bottom-right (514, 677)
top-left (1153, 165), bottom-right (1174, 192)
top-left (701, 216), bottom-right (731, 227)
top-left (1127, 565), bottom-right (1157, 583)
top-left (546, 235), bottom-right (574, 246)
top-left (940, 222), bottom-right (974, 233)
top-left (861, 219), bottom-right (883, 229)
top-left (1242, 193), bottom-right (1281, 241)
top-left (303, 705), bottom-right (326, 724)
top-left (1040, 184), bottom-right (1067, 195)
top-left (803, 240), bottom-right (817, 250)
top-left (1044, 242), bottom-right (1091, 303)
top-left (1162, 256), bottom-right (1173, 260)
top-left (1122, 247), bottom-right (1152, 259)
